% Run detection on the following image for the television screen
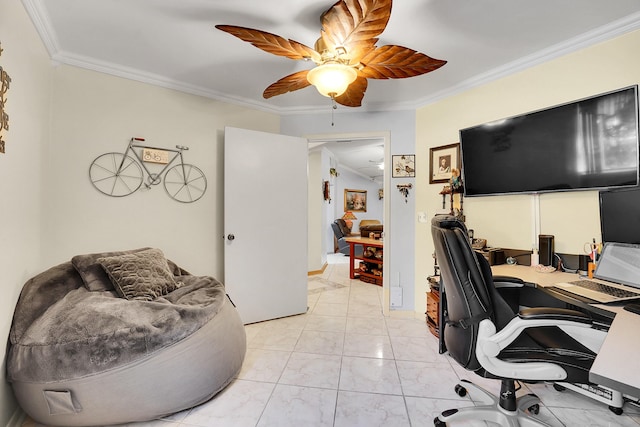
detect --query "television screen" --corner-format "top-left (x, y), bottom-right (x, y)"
top-left (460, 86), bottom-right (639, 196)
top-left (599, 186), bottom-right (640, 244)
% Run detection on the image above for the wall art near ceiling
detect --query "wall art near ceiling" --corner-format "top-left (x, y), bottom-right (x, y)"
top-left (344, 189), bottom-right (367, 212)
top-left (430, 143), bottom-right (460, 184)
top-left (0, 42), bottom-right (11, 154)
top-left (392, 154), bottom-right (415, 178)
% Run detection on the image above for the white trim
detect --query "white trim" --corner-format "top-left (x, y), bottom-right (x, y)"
top-left (6, 407), bottom-right (26, 427)
top-left (22, 0), bottom-right (640, 115)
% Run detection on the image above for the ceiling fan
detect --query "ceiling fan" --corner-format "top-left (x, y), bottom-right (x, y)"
top-left (216, 0), bottom-right (446, 107)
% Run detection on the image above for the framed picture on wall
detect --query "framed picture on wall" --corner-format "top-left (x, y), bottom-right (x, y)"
top-left (392, 154), bottom-right (416, 178)
top-left (429, 143), bottom-right (460, 184)
top-left (344, 189), bottom-right (367, 212)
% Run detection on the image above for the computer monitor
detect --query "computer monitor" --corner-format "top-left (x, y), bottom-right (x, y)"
top-left (599, 186), bottom-right (640, 244)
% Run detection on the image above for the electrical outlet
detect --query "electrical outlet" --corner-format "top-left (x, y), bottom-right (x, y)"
top-left (390, 287), bottom-right (403, 307)
top-left (418, 211), bottom-right (428, 223)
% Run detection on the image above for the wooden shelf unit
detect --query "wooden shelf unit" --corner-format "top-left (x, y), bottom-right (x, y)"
top-left (345, 237), bottom-right (383, 286)
top-left (426, 276), bottom-right (440, 338)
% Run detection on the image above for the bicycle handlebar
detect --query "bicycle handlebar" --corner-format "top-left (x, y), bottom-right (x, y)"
top-left (130, 137), bottom-right (189, 151)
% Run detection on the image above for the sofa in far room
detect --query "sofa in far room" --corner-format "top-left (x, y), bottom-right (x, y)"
top-left (359, 219), bottom-right (383, 238)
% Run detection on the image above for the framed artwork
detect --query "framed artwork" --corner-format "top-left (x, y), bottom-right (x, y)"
top-left (392, 154), bottom-right (415, 178)
top-left (344, 189), bottom-right (367, 212)
top-left (429, 143), bottom-right (460, 184)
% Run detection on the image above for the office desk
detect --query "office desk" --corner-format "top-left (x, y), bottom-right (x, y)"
top-left (492, 265), bottom-right (618, 320)
top-left (492, 264), bottom-right (640, 397)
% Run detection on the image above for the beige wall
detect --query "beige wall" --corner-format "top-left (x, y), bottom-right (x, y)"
top-left (1, 23), bottom-right (279, 424)
top-left (0, 0), bottom-right (52, 423)
top-left (43, 65), bottom-right (279, 277)
top-left (415, 29), bottom-right (640, 314)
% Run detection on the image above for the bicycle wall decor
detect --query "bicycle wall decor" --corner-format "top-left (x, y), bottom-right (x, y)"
top-left (89, 137), bottom-right (207, 203)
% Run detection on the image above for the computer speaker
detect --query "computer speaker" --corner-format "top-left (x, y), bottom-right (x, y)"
top-left (539, 234), bottom-right (555, 267)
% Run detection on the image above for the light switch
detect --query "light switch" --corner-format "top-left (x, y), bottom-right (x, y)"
top-left (418, 211), bottom-right (428, 223)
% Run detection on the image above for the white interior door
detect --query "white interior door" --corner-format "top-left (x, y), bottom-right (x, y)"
top-left (224, 127), bottom-right (308, 324)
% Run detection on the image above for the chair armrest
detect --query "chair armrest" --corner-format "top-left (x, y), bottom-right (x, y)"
top-left (493, 275), bottom-right (526, 289)
top-left (518, 307), bottom-right (592, 324)
top-left (476, 308), bottom-right (595, 381)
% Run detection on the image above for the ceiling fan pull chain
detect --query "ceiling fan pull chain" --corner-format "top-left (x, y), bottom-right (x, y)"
top-left (331, 97), bottom-right (337, 126)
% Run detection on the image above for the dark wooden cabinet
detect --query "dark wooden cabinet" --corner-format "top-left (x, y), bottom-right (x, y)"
top-left (426, 276), bottom-right (440, 338)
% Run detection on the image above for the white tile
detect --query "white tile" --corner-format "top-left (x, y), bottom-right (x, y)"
top-left (304, 314), bottom-right (347, 332)
top-left (339, 356), bottom-right (402, 395)
top-left (279, 352), bottom-right (342, 389)
top-left (257, 384), bottom-right (337, 427)
top-left (312, 301), bottom-right (348, 316)
top-left (546, 406), bottom-right (640, 427)
top-left (405, 396), bottom-right (489, 427)
top-left (396, 360), bottom-right (469, 400)
top-left (237, 348), bottom-right (291, 382)
top-left (343, 333), bottom-right (394, 359)
top-left (348, 302), bottom-right (383, 317)
top-left (386, 317), bottom-right (430, 337)
top-left (181, 379), bottom-right (274, 427)
top-left (390, 335), bottom-right (439, 362)
top-left (295, 330), bottom-right (345, 355)
top-left (334, 391), bottom-right (410, 427)
top-left (247, 326), bottom-right (302, 351)
top-left (346, 316), bottom-right (387, 335)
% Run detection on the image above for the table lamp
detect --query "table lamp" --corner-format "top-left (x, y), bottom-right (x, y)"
top-left (342, 211), bottom-right (357, 233)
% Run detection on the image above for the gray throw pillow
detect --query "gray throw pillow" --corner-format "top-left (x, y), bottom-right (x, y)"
top-left (98, 248), bottom-right (182, 301)
top-left (72, 247), bottom-right (152, 291)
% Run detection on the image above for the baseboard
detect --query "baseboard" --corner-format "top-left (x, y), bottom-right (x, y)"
top-left (6, 407), bottom-right (25, 427)
top-left (308, 262), bottom-right (328, 276)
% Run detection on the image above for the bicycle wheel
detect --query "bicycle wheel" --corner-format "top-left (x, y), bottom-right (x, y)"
top-left (163, 163), bottom-right (207, 203)
top-left (89, 152), bottom-right (143, 197)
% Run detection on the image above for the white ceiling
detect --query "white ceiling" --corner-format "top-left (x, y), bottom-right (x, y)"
top-left (310, 138), bottom-right (386, 183)
top-left (22, 0), bottom-right (640, 177)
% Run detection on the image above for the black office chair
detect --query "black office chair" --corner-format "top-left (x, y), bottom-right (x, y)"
top-left (430, 215), bottom-right (621, 426)
top-left (331, 221), bottom-right (363, 257)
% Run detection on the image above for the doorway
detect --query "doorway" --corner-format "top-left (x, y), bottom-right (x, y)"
top-left (307, 131), bottom-right (391, 314)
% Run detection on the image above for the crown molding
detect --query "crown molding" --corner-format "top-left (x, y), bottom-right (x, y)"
top-left (22, 0), bottom-right (640, 115)
top-left (414, 11), bottom-right (640, 109)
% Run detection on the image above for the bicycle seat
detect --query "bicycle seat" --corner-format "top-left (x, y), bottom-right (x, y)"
top-left (176, 145), bottom-right (189, 150)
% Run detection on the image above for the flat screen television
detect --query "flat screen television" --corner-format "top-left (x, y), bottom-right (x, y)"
top-left (599, 186), bottom-right (640, 244)
top-left (460, 86), bottom-right (639, 196)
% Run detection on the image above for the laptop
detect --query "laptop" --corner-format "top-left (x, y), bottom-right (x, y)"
top-left (551, 242), bottom-right (640, 303)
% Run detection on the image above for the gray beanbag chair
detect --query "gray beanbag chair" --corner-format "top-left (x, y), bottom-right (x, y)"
top-left (7, 248), bottom-right (246, 426)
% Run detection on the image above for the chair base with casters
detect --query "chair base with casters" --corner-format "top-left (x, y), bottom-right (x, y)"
top-left (435, 378), bottom-right (547, 427)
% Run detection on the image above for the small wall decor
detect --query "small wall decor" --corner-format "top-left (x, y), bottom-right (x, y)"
top-left (397, 183), bottom-right (412, 203)
top-left (429, 143), bottom-right (460, 184)
top-left (0, 42), bottom-right (11, 154)
top-left (392, 154), bottom-right (415, 178)
top-left (378, 188), bottom-right (384, 200)
top-left (344, 189), bottom-right (367, 212)
top-left (323, 180), bottom-right (331, 202)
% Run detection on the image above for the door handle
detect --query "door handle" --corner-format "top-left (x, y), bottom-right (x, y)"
top-left (227, 234), bottom-right (235, 241)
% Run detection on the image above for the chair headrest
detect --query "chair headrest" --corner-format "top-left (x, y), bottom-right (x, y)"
top-left (431, 214), bottom-right (468, 236)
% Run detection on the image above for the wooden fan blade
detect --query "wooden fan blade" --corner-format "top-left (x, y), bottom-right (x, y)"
top-left (216, 25), bottom-right (321, 62)
top-left (335, 76), bottom-right (368, 107)
top-left (358, 45), bottom-right (446, 79)
top-left (320, 0), bottom-right (391, 64)
top-left (263, 70), bottom-right (312, 99)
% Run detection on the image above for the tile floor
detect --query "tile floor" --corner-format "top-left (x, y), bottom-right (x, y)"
top-left (23, 254), bottom-right (640, 427)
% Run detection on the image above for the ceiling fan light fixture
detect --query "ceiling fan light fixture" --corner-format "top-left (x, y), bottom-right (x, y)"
top-left (307, 63), bottom-right (357, 98)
